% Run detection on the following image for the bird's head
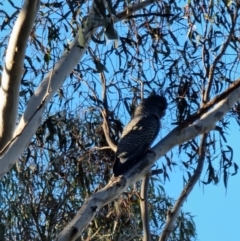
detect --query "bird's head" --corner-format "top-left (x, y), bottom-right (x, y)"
top-left (134, 95), bottom-right (168, 118)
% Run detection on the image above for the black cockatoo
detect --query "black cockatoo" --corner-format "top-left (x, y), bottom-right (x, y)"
top-left (113, 94), bottom-right (168, 176)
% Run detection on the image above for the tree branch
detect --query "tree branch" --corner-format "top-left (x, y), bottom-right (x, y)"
top-left (203, 5), bottom-right (239, 102)
top-left (159, 134), bottom-right (207, 241)
top-left (115, 0), bottom-right (161, 21)
top-left (100, 73), bottom-right (117, 152)
top-left (100, 73), bottom-right (108, 111)
top-left (140, 176), bottom-right (151, 241)
top-left (0, 0), bottom-right (159, 177)
top-left (0, 3), bottom-right (96, 176)
top-left (177, 78), bottom-right (240, 127)
top-left (138, 80), bottom-right (151, 241)
top-left (100, 109), bottom-right (117, 152)
top-left (56, 79), bottom-right (240, 241)
top-left (0, 0), bottom-right (40, 150)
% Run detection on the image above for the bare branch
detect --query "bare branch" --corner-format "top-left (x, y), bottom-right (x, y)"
top-left (100, 73), bottom-right (117, 151)
top-left (100, 73), bottom-right (108, 110)
top-left (0, 0), bottom-right (40, 150)
top-left (100, 109), bottom-right (117, 152)
top-left (140, 176), bottom-right (151, 241)
top-left (90, 146), bottom-right (113, 151)
top-left (159, 134), bottom-right (207, 241)
top-left (203, 6), bottom-right (239, 102)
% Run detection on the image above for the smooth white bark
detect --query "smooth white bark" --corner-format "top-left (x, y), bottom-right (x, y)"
top-left (0, 0), bottom-right (40, 149)
top-left (0, 33), bottom-right (94, 177)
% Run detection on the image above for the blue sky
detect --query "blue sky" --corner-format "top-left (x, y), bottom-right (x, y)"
top-left (163, 121), bottom-right (240, 241)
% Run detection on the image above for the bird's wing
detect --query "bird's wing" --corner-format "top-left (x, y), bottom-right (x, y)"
top-left (116, 114), bottom-right (160, 163)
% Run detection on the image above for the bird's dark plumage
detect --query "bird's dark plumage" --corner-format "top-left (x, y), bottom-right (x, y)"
top-left (113, 95), bottom-right (168, 176)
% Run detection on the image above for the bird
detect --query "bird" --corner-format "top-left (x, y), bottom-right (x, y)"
top-left (113, 94), bottom-right (168, 176)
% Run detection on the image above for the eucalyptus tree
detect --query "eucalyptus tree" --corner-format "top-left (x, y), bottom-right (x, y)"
top-left (0, 0), bottom-right (239, 241)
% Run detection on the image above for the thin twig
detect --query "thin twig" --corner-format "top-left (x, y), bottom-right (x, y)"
top-left (90, 146), bottom-right (112, 151)
top-left (100, 73), bottom-right (108, 110)
top-left (135, 81), bottom-right (152, 241)
top-left (204, 5), bottom-right (239, 102)
top-left (100, 109), bottom-right (117, 152)
top-left (159, 134), bottom-right (207, 241)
